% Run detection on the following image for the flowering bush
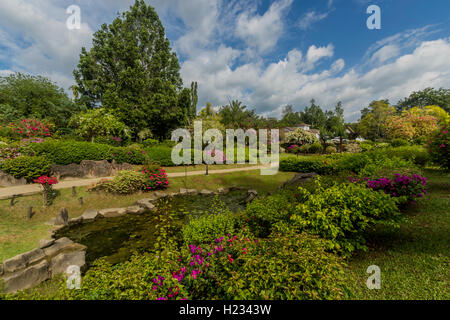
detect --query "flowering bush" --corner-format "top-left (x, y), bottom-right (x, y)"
top-left (286, 128), bottom-right (319, 145)
top-left (8, 119), bottom-right (53, 139)
top-left (0, 145), bottom-right (21, 161)
top-left (204, 149), bottom-right (227, 164)
top-left (427, 124), bottom-right (449, 170)
top-left (142, 167), bottom-right (169, 191)
top-left (34, 175), bottom-right (58, 206)
top-left (350, 174), bottom-right (427, 204)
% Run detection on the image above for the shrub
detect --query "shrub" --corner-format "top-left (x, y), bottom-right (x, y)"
top-left (7, 119), bottom-right (54, 139)
top-left (286, 128), bottom-right (319, 145)
top-left (145, 146), bottom-right (175, 166)
top-left (244, 192), bottom-right (295, 237)
top-left (291, 178), bottom-right (401, 255)
top-left (142, 139), bottom-right (160, 148)
top-left (391, 138), bottom-right (410, 147)
top-left (386, 146), bottom-right (431, 167)
top-left (185, 232), bottom-right (347, 300)
top-left (0, 156), bottom-right (51, 181)
top-left (325, 146), bottom-right (337, 154)
top-left (359, 141), bottom-right (374, 152)
top-left (308, 143), bottom-right (323, 154)
top-left (29, 140), bottom-right (113, 165)
top-left (141, 166), bottom-right (169, 191)
top-left (34, 175), bottom-right (58, 206)
top-left (111, 144), bottom-right (146, 164)
top-left (279, 157), bottom-right (335, 175)
top-left (182, 200), bottom-right (236, 245)
top-left (427, 124), bottom-right (449, 170)
top-left (361, 174), bottom-right (428, 204)
top-left (343, 143), bottom-right (362, 153)
top-left (90, 170), bottom-right (147, 194)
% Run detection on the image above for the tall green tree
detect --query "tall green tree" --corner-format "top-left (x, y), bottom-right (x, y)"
top-left (397, 87), bottom-right (450, 113)
top-left (299, 99), bottom-right (327, 128)
top-left (190, 81), bottom-right (198, 123)
top-left (279, 105), bottom-right (302, 127)
top-left (0, 73), bottom-right (80, 129)
top-left (73, 0), bottom-right (185, 140)
top-left (357, 100), bottom-right (396, 140)
top-left (219, 100), bottom-right (260, 129)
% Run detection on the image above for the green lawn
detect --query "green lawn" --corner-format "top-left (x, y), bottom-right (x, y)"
top-left (0, 170), bottom-right (294, 262)
top-left (344, 169), bottom-right (450, 300)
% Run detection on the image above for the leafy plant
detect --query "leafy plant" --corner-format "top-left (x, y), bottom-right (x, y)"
top-left (427, 124), bottom-right (449, 170)
top-left (0, 156), bottom-right (51, 181)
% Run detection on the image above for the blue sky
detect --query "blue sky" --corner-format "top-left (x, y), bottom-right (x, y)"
top-left (0, 0), bottom-right (449, 121)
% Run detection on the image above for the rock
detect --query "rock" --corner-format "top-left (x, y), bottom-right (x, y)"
top-left (0, 263), bottom-right (3, 276)
top-left (217, 188), bottom-right (229, 195)
top-left (2, 260), bottom-right (49, 294)
top-left (169, 192), bottom-right (179, 197)
top-left (80, 160), bottom-right (112, 178)
top-left (154, 191), bottom-right (168, 198)
top-left (50, 250), bottom-right (86, 276)
top-left (38, 239), bottom-right (55, 249)
top-left (99, 208), bottom-right (128, 218)
top-left (245, 189), bottom-right (258, 204)
top-left (229, 186), bottom-right (245, 191)
top-left (281, 172), bottom-right (318, 188)
top-left (126, 206), bottom-right (146, 214)
top-left (187, 189), bottom-right (198, 195)
top-left (50, 163), bottom-right (84, 180)
top-left (54, 208), bottom-right (69, 226)
top-left (81, 209), bottom-right (99, 221)
top-left (200, 189), bottom-right (214, 196)
top-left (0, 170), bottom-right (27, 187)
top-left (68, 216), bottom-right (83, 226)
top-left (21, 248), bottom-right (46, 266)
top-left (43, 237), bottom-right (74, 258)
top-left (136, 198), bottom-right (157, 211)
top-left (3, 254), bottom-right (26, 273)
top-left (179, 188), bottom-right (188, 195)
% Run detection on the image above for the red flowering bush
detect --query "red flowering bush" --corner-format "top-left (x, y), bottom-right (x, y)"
top-left (427, 124), bottom-right (449, 170)
top-left (8, 119), bottom-right (53, 139)
top-left (34, 175), bottom-right (58, 206)
top-left (142, 167), bottom-right (169, 190)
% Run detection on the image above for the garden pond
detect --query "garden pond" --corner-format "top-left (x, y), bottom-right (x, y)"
top-left (55, 191), bottom-right (247, 265)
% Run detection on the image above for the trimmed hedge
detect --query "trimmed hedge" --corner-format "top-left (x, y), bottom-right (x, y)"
top-left (279, 157), bottom-right (335, 175)
top-left (0, 156), bottom-right (51, 181)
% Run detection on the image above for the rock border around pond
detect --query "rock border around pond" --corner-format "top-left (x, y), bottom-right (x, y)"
top-left (1, 186), bottom-right (257, 294)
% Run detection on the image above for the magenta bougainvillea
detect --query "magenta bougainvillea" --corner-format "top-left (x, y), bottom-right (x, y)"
top-left (8, 119), bottom-right (53, 138)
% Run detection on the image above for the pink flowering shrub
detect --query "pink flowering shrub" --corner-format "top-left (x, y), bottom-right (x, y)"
top-left (8, 119), bottom-right (53, 139)
top-left (204, 149), bottom-right (227, 164)
top-left (142, 167), bottom-right (169, 190)
top-left (350, 173), bottom-right (427, 204)
top-left (427, 124), bottom-right (449, 170)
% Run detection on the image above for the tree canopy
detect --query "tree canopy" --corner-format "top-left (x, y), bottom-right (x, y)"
top-left (73, 0), bottom-right (187, 140)
top-left (397, 87), bottom-right (450, 113)
top-left (0, 73), bottom-right (81, 129)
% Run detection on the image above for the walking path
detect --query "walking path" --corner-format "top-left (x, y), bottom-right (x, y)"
top-left (0, 165), bottom-right (268, 200)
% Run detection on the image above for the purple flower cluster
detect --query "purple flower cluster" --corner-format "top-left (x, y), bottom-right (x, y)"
top-left (350, 173), bottom-right (428, 204)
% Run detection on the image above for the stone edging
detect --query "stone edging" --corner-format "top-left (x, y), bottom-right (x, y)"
top-left (0, 187), bottom-right (257, 294)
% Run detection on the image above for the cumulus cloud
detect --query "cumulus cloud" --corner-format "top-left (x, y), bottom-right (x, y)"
top-left (235, 0), bottom-right (293, 54)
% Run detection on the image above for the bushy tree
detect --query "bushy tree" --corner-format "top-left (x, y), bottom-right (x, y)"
top-left (357, 100), bottom-right (396, 140)
top-left (219, 100), bottom-right (260, 129)
top-left (0, 73), bottom-right (80, 129)
top-left (299, 99), bottom-right (327, 129)
top-left (286, 128), bottom-right (318, 145)
top-left (69, 108), bottom-right (130, 142)
top-left (73, 0), bottom-right (186, 140)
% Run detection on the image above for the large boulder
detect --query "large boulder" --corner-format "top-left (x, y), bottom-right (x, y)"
top-left (3, 255), bottom-right (26, 273)
top-left (2, 260), bottom-right (49, 294)
top-left (80, 160), bottom-right (112, 178)
top-left (281, 172), bottom-right (318, 188)
top-left (0, 170), bottom-right (27, 187)
top-left (50, 164), bottom-right (84, 180)
top-left (50, 250), bottom-right (86, 276)
top-left (99, 207), bottom-right (128, 218)
top-left (81, 209), bottom-right (99, 221)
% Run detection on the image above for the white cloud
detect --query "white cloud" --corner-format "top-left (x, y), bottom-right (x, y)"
top-left (235, 0), bottom-right (293, 54)
top-left (298, 10), bottom-right (329, 30)
top-left (369, 44), bottom-right (400, 64)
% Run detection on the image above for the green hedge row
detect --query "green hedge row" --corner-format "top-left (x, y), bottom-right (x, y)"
top-left (27, 140), bottom-right (176, 166)
top-left (0, 156), bottom-right (52, 181)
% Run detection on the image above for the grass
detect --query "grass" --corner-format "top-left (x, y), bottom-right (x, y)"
top-left (344, 169), bottom-right (450, 300)
top-left (0, 170), bottom-right (294, 261)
